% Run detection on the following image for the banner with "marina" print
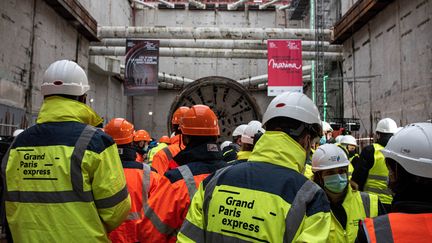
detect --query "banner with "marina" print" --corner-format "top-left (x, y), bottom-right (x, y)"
top-left (267, 40), bottom-right (303, 96)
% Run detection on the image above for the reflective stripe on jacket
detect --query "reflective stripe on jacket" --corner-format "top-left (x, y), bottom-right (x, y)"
top-left (328, 187), bottom-right (379, 243)
top-left (2, 96), bottom-right (131, 243)
top-left (364, 143), bottom-right (393, 204)
top-left (362, 213), bottom-right (432, 243)
top-left (109, 162), bottom-right (161, 243)
top-left (178, 131), bottom-right (331, 243)
top-left (138, 148), bottom-right (226, 243)
top-left (152, 145), bottom-right (181, 175)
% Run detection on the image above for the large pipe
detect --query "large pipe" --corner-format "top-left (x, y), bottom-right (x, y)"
top-left (259, 0), bottom-right (282, 10)
top-left (159, 82), bottom-right (175, 89)
top-left (158, 0), bottom-right (175, 8)
top-left (238, 74), bottom-right (268, 86)
top-left (132, 0), bottom-right (156, 9)
top-left (158, 72), bottom-right (194, 86)
top-left (98, 26), bottom-right (332, 40)
top-left (90, 46), bottom-right (343, 60)
top-left (91, 39), bottom-right (342, 52)
top-left (228, 0), bottom-right (249, 10)
top-left (188, 0), bottom-right (206, 9)
top-left (278, 5), bottom-right (291, 10)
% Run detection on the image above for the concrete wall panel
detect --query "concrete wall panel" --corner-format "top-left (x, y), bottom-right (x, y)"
top-left (342, 0), bottom-right (432, 137)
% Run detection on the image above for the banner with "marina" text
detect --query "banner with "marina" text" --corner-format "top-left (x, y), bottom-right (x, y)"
top-left (267, 40), bottom-right (303, 96)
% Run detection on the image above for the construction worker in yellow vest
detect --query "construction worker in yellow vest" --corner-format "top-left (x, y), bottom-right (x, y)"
top-left (178, 92), bottom-right (331, 242)
top-left (229, 120), bottom-right (265, 165)
top-left (312, 144), bottom-right (385, 242)
top-left (1, 60), bottom-right (131, 242)
top-left (338, 135), bottom-right (361, 179)
top-left (356, 123), bottom-right (432, 242)
top-left (352, 118), bottom-right (398, 212)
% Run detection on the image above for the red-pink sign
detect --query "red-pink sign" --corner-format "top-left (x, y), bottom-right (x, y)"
top-left (267, 40), bottom-right (303, 96)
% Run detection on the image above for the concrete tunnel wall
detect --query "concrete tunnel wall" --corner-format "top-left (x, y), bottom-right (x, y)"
top-left (341, 0), bottom-right (432, 138)
top-left (0, 0), bottom-right (91, 134)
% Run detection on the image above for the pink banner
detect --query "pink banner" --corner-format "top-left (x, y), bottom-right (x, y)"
top-left (267, 40), bottom-right (303, 96)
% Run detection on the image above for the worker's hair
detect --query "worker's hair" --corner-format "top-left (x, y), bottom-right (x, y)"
top-left (376, 132), bottom-right (393, 147)
top-left (386, 158), bottom-right (432, 203)
top-left (265, 117), bottom-right (318, 142)
top-left (232, 135), bottom-right (241, 144)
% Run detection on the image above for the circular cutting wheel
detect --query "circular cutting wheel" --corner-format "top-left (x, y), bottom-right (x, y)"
top-left (169, 76), bottom-right (262, 142)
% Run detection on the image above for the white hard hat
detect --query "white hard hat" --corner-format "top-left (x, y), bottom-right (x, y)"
top-left (232, 124), bottom-right (247, 137)
top-left (375, 118), bottom-right (398, 134)
top-left (341, 135), bottom-right (357, 146)
top-left (41, 60), bottom-right (90, 96)
top-left (220, 141), bottom-right (232, 150)
top-left (262, 92), bottom-right (321, 126)
top-left (335, 135), bottom-right (344, 144)
top-left (322, 121), bottom-right (333, 133)
top-left (13, 129), bottom-right (24, 137)
top-left (312, 144), bottom-right (350, 172)
top-left (381, 123), bottom-right (432, 178)
top-left (241, 120), bottom-right (265, 145)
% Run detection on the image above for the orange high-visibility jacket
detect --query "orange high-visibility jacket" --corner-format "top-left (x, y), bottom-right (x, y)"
top-left (138, 160), bottom-right (226, 242)
top-left (362, 213), bottom-right (432, 243)
top-left (169, 134), bottom-right (181, 145)
top-left (109, 162), bottom-right (161, 243)
top-left (151, 144), bottom-right (181, 175)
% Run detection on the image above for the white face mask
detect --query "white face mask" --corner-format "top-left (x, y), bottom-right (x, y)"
top-left (144, 144), bottom-right (149, 151)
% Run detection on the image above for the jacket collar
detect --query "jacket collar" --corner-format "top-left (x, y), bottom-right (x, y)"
top-left (170, 134), bottom-right (186, 149)
top-left (174, 142), bottom-right (223, 165)
top-left (237, 151), bottom-right (252, 161)
top-left (248, 131), bottom-right (307, 172)
top-left (37, 96), bottom-right (103, 126)
top-left (118, 145), bottom-right (138, 162)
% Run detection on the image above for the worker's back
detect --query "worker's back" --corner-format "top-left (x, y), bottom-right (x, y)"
top-left (2, 97), bottom-right (132, 242)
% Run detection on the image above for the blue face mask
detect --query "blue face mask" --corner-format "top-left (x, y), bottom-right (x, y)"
top-left (320, 136), bottom-right (327, 145)
top-left (323, 173), bottom-right (348, 193)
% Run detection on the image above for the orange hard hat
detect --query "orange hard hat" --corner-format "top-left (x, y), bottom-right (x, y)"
top-left (104, 118), bottom-right (134, 145)
top-left (134, 130), bottom-right (151, 142)
top-left (172, 106), bottom-right (190, 125)
top-left (180, 105), bottom-right (220, 136)
top-left (159, 136), bottom-right (171, 144)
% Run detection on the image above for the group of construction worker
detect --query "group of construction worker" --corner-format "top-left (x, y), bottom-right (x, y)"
top-left (1, 60), bottom-right (431, 243)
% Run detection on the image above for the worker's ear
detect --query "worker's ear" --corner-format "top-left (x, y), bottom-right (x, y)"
top-left (298, 133), bottom-right (312, 151)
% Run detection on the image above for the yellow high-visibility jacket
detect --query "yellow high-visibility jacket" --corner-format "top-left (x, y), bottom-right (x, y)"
top-left (178, 131), bottom-right (331, 242)
top-left (328, 187), bottom-right (379, 243)
top-left (364, 143), bottom-right (393, 204)
top-left (148, 142), bottom-right (168, 165)
top-left (2, 96), bottom-right (131, 243)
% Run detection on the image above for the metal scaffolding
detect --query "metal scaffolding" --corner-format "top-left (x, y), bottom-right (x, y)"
top-left (315, 0), bottom-right (326, 120)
